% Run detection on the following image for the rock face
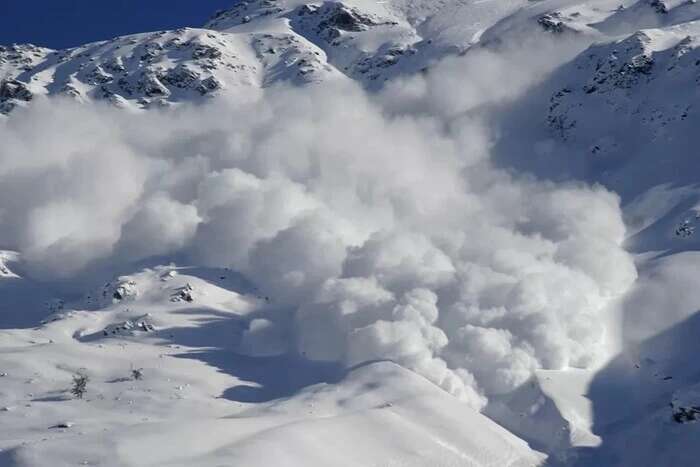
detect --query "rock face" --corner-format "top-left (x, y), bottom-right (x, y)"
top-left (0, 44), bottom-right (51, 113)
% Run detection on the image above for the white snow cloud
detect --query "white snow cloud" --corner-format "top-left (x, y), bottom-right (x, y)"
top-left (0, 35), bottom-right (637, 409)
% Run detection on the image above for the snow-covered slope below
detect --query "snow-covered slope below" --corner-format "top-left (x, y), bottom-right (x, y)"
top-left (0, 264), bottom-right (543, 467)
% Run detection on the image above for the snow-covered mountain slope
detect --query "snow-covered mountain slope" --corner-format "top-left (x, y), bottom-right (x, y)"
top-left (6, 0), bottom-right (700, 114)
top-left (478, 10), bottom-right (700, 463)
top-left (0, 0), bottom-right (499, 113)
top-left (0, 266), bottom-right (543, 467)
top-left (0, 0), bottom-right (657, 114)
top-left (489, 10), bottom-right (700, 250)
top-left (0, 27), bottom-right (344, 114)
top-left (546, 22), bottom-right (700, 158)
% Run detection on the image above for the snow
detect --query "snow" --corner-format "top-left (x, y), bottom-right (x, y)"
top-left (0, 267), bottom-right (542, 466)
top-left (4, 0), bottom-right (700, 465)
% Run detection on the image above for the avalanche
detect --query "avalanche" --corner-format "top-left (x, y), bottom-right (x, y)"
top-left (2, 1), bottom-right (700, 466)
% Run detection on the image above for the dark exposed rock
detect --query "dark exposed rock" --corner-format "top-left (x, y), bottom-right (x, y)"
top-left (138, 72), bottom-right (170, 97)
top-left (0, 43), bottom-right (48, 71)
top-left (0, 79), bottom-right (33, 114)
top-left (102, 316), bottom-right (156, 336)
top-left (672, 405), bottom-right (700, 423)
top-left (96, 279), bottom-right (138, 305)
top-left (205, 0), bottom-right (283, 29)
top-left (675, 219), bottom-right (696, 238)
top-left (60, 84), bottom-right (82, 99)
top-left (197, 76), bottom-right (222, 95)
top-left (650, 0), bottom-right (669, 14)
top-left (322, 6), bottom-right (371, 32)
top-left (171, 284), bottom-right (195, 302)
top-left (192, 44), bottom-right (223, 60)
top-left (293, 2), bottom-right (398, 44)
top-left (355, 46), bottom-right (416, 78)
top-left (117, 77), bottom-right (135, 96)
top-left (162, 65), bottom-right (200, 88)
top-left (138, 42), bottom-right (164, 63)
top-left (103, 56), bottom-right (126, 73)
top-left (0, 79), bottom-right (32, 102)
top-left (537, 13), bottom-right (566, 34)
top-left (86, 65), bottom-right (114, 85)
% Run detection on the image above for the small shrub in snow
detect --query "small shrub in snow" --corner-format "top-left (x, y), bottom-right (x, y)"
top-left (675, 220), bottom-right (695, 238)
top-left (131, 368), bottom-right (144, 381)
top-left (71, 373), bottom-right (89, 399)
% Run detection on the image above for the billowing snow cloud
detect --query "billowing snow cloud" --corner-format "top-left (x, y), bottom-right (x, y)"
top-left (0, 39), bottom-right (637, 409)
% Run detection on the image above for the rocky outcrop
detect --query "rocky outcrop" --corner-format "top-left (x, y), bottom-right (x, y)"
top-left (0, 43), bottom-right (51, 76)
top-left (292, 2), bottom-right (399, 45)
top-left (102, 315), bottom-right (156, 336)
top-left (537, 12), bottom-right (579, 35)
top-left (206, 0), bottom-right (285, 30)
top-left (0, 79), bottom-right (32, 114)
top-left (547, 27), bottom-right (699, 142)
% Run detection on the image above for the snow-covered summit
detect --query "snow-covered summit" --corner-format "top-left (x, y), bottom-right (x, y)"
top-left (0, 26), bottom-right (344, 114)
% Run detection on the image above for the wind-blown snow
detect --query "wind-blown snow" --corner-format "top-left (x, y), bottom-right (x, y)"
top-left (0, 38), bottom-right (637, 409)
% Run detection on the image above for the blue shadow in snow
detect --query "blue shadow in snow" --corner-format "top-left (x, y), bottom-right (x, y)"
top-left (150, 306), bottom-right (343, 404)
top-left (545, 311), bottom-right (700, 466)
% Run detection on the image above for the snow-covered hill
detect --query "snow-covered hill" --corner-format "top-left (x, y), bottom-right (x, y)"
top-left (0, 266), bottom-right (543, 467)
top-left (4, 0), bottom-right (700, 466)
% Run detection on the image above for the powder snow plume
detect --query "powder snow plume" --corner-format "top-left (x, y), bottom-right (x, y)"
top-left (0, 38), bottom-right (636, 409)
